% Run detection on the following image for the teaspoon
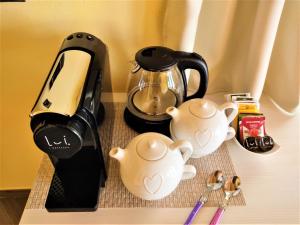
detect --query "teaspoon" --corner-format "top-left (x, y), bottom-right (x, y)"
top-left (184, 170), bottom-right (225, 225)
top-left (209, 176), bottom-right (241, 225)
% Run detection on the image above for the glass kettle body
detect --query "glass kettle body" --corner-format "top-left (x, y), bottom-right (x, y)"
top-left (124, 46), bottom-right (208, 134)
top-left (127, 64), bottom-right (184, 121)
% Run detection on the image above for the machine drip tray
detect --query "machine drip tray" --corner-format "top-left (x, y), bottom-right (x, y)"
top-left (45, 148), bottom-right (105, 212)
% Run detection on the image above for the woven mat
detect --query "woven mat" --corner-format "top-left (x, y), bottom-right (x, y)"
top-left (26, 103), bottom-right (245, 209)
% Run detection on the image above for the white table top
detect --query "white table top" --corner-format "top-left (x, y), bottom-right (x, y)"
top-left (20, 93), bottom-right (300, 225)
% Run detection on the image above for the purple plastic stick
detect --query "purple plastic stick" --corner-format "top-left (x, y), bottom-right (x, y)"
top-left (184, 201), bottom-right (204, 225)
top-left (209, 207), bottom-right (225, 225)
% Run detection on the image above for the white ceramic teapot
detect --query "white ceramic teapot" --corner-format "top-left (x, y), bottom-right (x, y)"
top-left (109, 132), bottom-right (196, 200)
top-left (166, 99), bottom-right (238, 158)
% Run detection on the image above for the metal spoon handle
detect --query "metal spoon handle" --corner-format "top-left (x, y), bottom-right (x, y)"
top-left (184, 201), bottom-right (204, 225)
top-left (209, 207), bottom-right (225, 225)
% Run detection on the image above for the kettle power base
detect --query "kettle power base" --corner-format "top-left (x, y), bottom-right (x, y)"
top-left (124, 107), bottom-right (171, 136)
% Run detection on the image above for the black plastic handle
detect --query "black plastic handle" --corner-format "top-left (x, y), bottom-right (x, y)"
top-left (174, 51), bottom-right (208, 100)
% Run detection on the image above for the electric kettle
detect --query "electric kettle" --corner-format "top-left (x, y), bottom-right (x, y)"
top-left (124, 46), bottom-right (208, 135)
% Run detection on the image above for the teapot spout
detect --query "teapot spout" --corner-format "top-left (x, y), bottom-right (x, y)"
top-left (166, 106), bottom-right (179, 120)
top-left (109, 147), bottom-right (125, 162)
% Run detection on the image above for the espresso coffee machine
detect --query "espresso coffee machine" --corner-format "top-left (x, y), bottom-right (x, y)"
top-left (30, 32), bottom-right (107, 212)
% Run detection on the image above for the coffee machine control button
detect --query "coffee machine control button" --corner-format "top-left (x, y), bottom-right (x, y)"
top-left (86, 35), bottom-right (94, 41)
top-left (33, 124), bottom-right (83, 159)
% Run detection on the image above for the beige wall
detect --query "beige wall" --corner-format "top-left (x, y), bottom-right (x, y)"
top-left (0, 0), bottom-right (165, 190)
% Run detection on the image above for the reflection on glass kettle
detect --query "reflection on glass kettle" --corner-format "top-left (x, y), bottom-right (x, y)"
top-left (124, 46), bottom-right (208, 135)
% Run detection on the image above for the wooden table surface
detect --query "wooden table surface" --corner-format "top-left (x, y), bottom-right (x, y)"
top-left (20, 93), bottom-right (300, 225)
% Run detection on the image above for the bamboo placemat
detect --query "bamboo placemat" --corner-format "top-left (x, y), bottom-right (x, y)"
top-left (26, 103), bottom-right (245, 209)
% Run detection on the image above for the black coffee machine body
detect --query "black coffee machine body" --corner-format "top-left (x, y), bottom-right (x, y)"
top-left (30, 32), bottom-right (107, 212)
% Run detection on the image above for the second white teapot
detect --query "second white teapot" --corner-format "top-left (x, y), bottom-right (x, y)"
top-left (166, 99), bottom-right (238, 158)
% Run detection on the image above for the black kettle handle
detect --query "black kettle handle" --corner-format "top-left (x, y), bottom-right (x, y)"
top-left (174, 51), bottom-right (208, 100)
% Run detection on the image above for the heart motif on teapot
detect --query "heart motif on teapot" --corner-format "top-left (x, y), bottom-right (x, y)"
top-left (144, 174), bottom-right (163, 194)
top-left (195, 129), bottom-right (212, 148)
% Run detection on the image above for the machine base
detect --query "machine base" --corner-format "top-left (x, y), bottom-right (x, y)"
top-left (45, 148), bottom-right (105, 212)
top-left (124, 107), bottom-right (171, 136)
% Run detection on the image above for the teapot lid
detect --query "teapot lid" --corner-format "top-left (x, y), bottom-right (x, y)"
top-left (136, 136), bottom-right (168, 161)
top-left (189, 99), bottom-right (217, 119)
top-left (135, 46), bottom-right (176, 72)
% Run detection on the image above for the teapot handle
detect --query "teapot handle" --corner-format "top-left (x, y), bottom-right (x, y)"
top-left (174, 51), bottom-right (208, 100)
top-left (169, 140), bottom-right (193, 163)
top-left (220, 102), bottom-right (238, 124)
top-left (225, 127), bottom-right (236, 141)
top-left (182, 165), bottom-right (197, 180)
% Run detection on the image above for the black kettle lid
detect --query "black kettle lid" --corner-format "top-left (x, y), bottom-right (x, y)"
top-left (135, 46), bottom-right (177, 71)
